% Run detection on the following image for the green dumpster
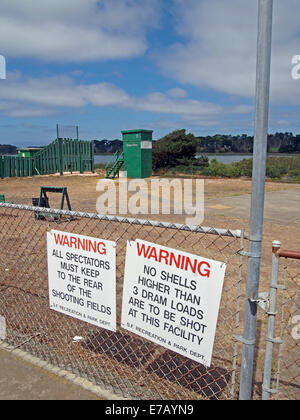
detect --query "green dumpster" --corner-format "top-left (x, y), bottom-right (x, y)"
top-left (121, 129), bottom-right (153, 178)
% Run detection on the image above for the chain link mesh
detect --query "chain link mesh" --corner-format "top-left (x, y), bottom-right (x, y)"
top-left (270, 259), bottom-right (300, 400)
top-left (0, 203), bottom-right (246, 400)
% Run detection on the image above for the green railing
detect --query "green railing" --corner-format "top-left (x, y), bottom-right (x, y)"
top-left (0, 138), bottom-right (94, 178)
top-left (105, 151), bottom-right (124, 179)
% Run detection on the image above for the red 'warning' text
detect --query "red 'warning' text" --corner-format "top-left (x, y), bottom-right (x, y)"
top-left (54, 232), bottom-right (107, 255)
top-left (136, 242), bottom-right (211, 278)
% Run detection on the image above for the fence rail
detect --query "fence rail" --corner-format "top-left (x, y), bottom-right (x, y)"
top-left (262, 241), bottom-right (300, 400)
top-left (0, 203), bottom-right (247, 400)
top-left (0, 138), bottom-right (94, 179)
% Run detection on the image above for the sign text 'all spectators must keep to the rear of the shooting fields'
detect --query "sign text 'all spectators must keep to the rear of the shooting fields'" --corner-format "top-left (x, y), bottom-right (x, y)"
top-left (47, 230), bottom-right (116, 332)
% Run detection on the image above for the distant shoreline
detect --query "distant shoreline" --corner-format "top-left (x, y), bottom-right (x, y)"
top-left (2, 151), bottom-right (300, 156)
top-left (94, 152), bottom-right (119, 156)
top-left (94, 152), bottom-right (300, 156)
top-left (197, 152), bottom-right (300, 156)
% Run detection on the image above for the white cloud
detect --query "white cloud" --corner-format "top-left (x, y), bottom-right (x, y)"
top-left (277, 119), bottom-right (289, 126)
top-left (126, 91), bottom-right (223, 116)
top-left (0, 0), bottom-right (160, 61)
top-left (4, 107), bottom-right (57, 118)
top-left (0, 100), bottom-right (55, 118)
top-left (0, 73), bottom-right (255, 119)
top-left (166, 88), bottom-right (188, 98)
top-left (158, 0), bottom-right (300, 106)
top-left (0, 73), bottom-right (130, 117)
top-left (1, 73), bottom-right (129, 105)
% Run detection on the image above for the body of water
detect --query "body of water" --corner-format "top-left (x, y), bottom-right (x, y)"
top-left (95, 153), bottom-right (298, 166)
top-left (5, 153), bottom-right (295, 166)
top-left (197, 154), bottom-right (253, 164)
top-left (94, 155), bottom-right (116, 165)
top-left (94, 154), bottom-right (254, 166)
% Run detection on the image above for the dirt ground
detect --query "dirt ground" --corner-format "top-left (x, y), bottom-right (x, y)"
top-left (1, 170), bottom-right (300, 285)
top-left (0, 170), bottom-right (296, 207)
top-left (1, 170), bottom-right (299, 245)
top-left (1, 172), bottom-right (299, 398)
top-left (1, 171), bottom-right (299, 307)
top-left (1, 171), bottom-right (300, 276)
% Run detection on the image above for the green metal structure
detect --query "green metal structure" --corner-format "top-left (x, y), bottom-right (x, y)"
top-left (0, 137), bottom-right (94, 179)
top-left (0, 194), bottom-right (13, 204)
top-left (38, 186), bottom-right (72, 210)
top-left (105, 151), bottom-right (125, 179)
top-left (32, 186), bottom-right (72, 221)
top-left (106, 129), bottom-right (153, 179)
top-left (18, 148), bottom-right (42, 158)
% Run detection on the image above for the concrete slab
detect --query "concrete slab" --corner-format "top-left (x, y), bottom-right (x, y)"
top-left (205, 188), bottom-right (300, 226)
top-left (0, 347), bottom-right (103, 400)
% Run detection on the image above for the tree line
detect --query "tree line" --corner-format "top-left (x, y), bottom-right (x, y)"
top-left (1, 130), bottom-right (300, 156)
top-left (96, 131), bottom-right (300, 154)
top-left (152, 130), bottom-right (300, 181)
top-left (196, 132), bottom-right (300, 153)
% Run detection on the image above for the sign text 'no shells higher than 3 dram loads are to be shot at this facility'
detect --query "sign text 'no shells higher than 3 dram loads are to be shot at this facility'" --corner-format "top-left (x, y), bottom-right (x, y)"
top-left (121, 239), bottom-right (227, 367)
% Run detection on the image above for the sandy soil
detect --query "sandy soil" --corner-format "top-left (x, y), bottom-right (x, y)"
top-left (1, 171), bottom-right (300, 285)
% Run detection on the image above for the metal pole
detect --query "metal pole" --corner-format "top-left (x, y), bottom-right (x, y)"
top-left (239, 0), bottom-right (273, 400)
top-left (231, 229), bottom-right (245, 398)
top-left (262, 241), bottom-right (281, 400)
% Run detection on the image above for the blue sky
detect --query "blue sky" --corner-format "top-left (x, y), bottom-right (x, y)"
top-left (0, 0), bottom-right (299, 147)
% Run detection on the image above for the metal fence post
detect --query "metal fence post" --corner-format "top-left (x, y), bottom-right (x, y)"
top-left (239, 0), bottom-right (273, 400)
top-left (262, 240), bottom-right (281, 400)
top-left (231, 229), bottom-right (245, 398)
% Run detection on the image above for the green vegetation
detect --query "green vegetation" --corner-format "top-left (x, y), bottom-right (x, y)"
top-left (152, 129), bottom-right (300, 182)
top-left (152, 129), bottom-right (197, 170)
top-left (0, 144), bottom-right (17, 155)
top-left (94, 131), bottom-right (300, 155)
top-left (2, 130), bottom-right (300, 156)
top-left (196, 132), bottom-right (300, 154)
top-left (164, 156), bottom-right (300, 182)
top-left (94, 139), bottom-right (122, 154)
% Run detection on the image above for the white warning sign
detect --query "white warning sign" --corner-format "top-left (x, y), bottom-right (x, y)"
top-left (47, 230), bottom-right (116, 332)
top-left (121, 239), bottom-right (226, 367)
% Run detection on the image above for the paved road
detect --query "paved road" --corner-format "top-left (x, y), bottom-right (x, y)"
top-left (206, 188), bottom-right (300, 225)
top-left (0, 347), bottom-right (102, 400)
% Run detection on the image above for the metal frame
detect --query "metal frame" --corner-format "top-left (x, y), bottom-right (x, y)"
top-left (0, 137), bottom-right (94, 178)
top-left (32, 187), bottom-right (72, 221)
top-left (239, 0), bottom-right (274, 400)
top-left (262, 242), bottom-right (300, 400)
top-left (0, 201), bottom-right (247, 400)
top-left (38, 186), bottom-right (72, 212)
top-left (0, 202), bottom-right (246, 238)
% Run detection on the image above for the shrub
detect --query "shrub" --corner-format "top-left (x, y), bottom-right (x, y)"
top-left (152, 130), bottom-right (197, 171)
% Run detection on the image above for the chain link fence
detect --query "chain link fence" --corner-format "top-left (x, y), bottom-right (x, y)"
top-left (0, 203), bottom-right (247, 400)
top-left (262, 243), bottom-right (300, 400)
